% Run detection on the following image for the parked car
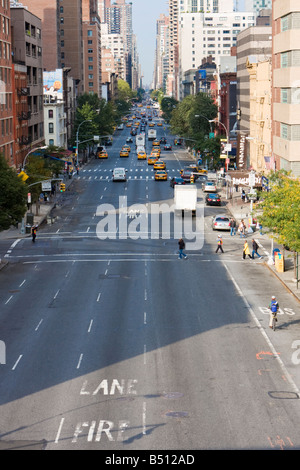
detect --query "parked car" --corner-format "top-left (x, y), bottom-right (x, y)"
top-left (170, 177), bottom-right (186, 188)
top-left (212, 215), bottom-right (231, 231)
top-left (203, 181), bottom-right (217, 192)
top-left (205, 193), bottom-right (221, 206)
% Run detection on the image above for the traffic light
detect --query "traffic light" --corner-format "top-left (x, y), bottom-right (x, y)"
top-left (59, 183), bottom-right (66, 192)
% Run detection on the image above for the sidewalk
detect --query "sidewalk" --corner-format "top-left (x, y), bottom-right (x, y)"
top-left (221, 187), bottom-right (300, 303)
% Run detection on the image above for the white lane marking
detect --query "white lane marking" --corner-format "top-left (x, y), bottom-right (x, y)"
top-left (77, 354), bottom-right (83, 369)
top-left (55, 418), bottom-right (65, 444)
top-left (5, 295), bottom-right (13, 305)
top-left (88, 319), bottom-right (93, 333)
top-left (97, 293), bottom-right (101, 302)
top-left (54, 289), bottom-right (60, 299)
top-left (142, 401), bottom-right (147, 435)
top-left (12, 355), bottom-right (23, 370)
top-left (19, 279), bottom-right (26, 287)
top-left (35, 319), bottom-right (43, 331)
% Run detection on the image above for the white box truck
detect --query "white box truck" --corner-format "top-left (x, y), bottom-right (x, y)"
top-left (174, 185), bottom-right (197, 216)
top-left (148, 129), bottom-right (156, 141)
top-left (136, 133), bottom-right (145, 147)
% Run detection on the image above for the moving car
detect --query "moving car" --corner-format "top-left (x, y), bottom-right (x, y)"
top-left (137, 151), bottom-right (147, 160)
top-left (180, 171), bottom-right (199, 182)
top-left (170, 177), bottom-right (186, 188)
top-left (126, 137), bottom-right (133, 143)
top-left (112, 167), bottom-right (127, 182)
top-left (98, 151), bottom-right (108, 159)
top-left (152, 140), bottom-right (160, 147)
top-left (164, 144), bottom-right (172, 151)
top-left (157, 122), bottom-right (163, 126)
top-left (205, 193), bottom-right (221, 206)
top-left (160, 137), bottom-right (166, 144)
top-left (203, 181), bottom-right (217, 192)
top-left (148, 155), bottom-right (158, 165)
top-left (122, 145), bottom-right (131, 153)
top-left (155, 170), bottom-right (168, 181)
top-left (154, 160), bottom-right (166, 170)
top-left (120, 150), bottom-right (129, 157)
top-left (212, 215), bottom-right (231, 231)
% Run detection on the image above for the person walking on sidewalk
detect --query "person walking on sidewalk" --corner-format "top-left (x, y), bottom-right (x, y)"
top-left (239, 219), bottom-right (246, 238)
top-left (216, 235), bottom-right (224, 253)
top-left (242, 240), bottom-right (252, 259)
top-left (178, 238), bottom-right (188, 259)
top-left (252, 239), bottom-right (262, 259)
top-left (230, 218), bottom-right (236, 236)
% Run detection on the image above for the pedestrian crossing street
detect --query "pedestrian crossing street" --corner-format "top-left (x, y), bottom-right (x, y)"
top-left (77, 167), bottom-right (179, 181)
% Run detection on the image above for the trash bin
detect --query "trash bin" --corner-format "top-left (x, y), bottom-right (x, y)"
top-left (25, 224), bottom-right (32, 234)
top-left (275, 251), bottom-right (285, 273)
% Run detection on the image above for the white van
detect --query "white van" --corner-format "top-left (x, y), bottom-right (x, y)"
top-left (112, 167), bottom-right (127, 182)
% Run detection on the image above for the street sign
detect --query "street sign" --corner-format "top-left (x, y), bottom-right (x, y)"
top-left (42, 180), bottom-right (52, 192)
top-left (248, 171), bottom-right (256, 187)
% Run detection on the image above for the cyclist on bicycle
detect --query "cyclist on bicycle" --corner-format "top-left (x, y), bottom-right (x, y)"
top-left (269, 296), bottom-right (279, 329)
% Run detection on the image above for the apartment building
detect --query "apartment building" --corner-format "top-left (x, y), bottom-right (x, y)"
top-left (179, 11), bottom-right (256, 100)
top-left (272, 0), bottom-right (300, 175)
top-left (247, 57), bottom-right (272, 172)
top-left (82, 0), bottom-right (102, 97)
top-left (154, 14), bottom-right (169, 92)
top-left (21, 0), bottom-right (84, 95)
top-left (167, 0), bottom-right (179, 98)
top-left (236, 22), bottom-right (272, 132)
top-left (101, 23), bottom-right (126, 80)
top-left (11, 5), bottom-right (44, 159)
top-left (0, 0), bottom-right (14, 165)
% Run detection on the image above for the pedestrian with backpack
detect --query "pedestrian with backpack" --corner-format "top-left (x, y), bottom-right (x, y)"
top-left (31, 225), bottom-right (37, 243)
top-left (215, 235), bottom-right (224, 253)
top-left (269, 296), bottom-right (279, 329)
top-left (252, 239), bottom-right (262, 259)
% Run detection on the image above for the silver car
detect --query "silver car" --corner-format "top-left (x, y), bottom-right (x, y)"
top-left (212, 215), bottom-right (231, 231)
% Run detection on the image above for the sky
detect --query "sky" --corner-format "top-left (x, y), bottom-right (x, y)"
top-left (132, 0), bottom-right (169, 88)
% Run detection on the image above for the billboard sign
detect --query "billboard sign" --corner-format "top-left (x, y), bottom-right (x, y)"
top-left (43, 69), bottom-right (63, 100)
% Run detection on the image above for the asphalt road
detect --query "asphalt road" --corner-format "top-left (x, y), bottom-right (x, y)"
top-left (0, 112), bottom-right (300, 451)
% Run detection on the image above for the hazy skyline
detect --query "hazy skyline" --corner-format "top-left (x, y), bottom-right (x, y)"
top-left (132, 0), bottom-right (168, 87)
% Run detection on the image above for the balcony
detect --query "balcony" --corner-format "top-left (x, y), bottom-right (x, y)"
top-left (19, 136), bottom-right (32, 146)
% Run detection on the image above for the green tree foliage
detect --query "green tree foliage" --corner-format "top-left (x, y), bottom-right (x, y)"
top-left (160, 97), bottom-right (178, 123)
top-left (257, 171), bottom-right (300, 252)
top-left (0, 154), bottom-right (27, 230)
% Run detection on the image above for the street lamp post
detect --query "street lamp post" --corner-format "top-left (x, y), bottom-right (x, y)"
top-left (76, 119), bottom-right (92, 167)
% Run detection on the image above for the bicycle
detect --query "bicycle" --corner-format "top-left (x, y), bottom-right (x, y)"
top-left (269, 296), bottom-right (279, 331)
top-left (271, 312), bottom-right (277, 331)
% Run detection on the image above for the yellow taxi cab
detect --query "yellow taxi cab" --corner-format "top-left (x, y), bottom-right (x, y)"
top-left (98, 151), bottom-right (108, 159)
top-left (151, 148), bottom-right (160, 157)
top-left (138, 151), bottom-right (147, 160)
top-left (155, 170), bottom-right (168, 181)
top-left (122, 145), bottom-right (131, 153)
top-left (157, 122), bottom-right (163, 126)
top-left (126, 123), bottom-right (132, 127)
top-left (154, 160), bottom-right (166, 170)
top-left (152, 140), bottom-right (160, 147)
top-left (149, 122), bottom-right (155, 127)
top-left (148, 155), bottom-right (158, 165)
top-left (120, 150), bottom-right (129, 157)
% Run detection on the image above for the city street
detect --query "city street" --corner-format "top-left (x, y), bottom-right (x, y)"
top-left (0, 119), bottom-right (300, 451)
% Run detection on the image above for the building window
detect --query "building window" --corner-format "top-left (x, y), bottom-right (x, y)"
top-left (88, 30), bottom-right (93, 37)
top-left (48, 109), bottom-right (53, 118)
top-left (49, 123), bottom-right (54, 134)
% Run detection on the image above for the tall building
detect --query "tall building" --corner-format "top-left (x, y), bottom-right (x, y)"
top-left (0, 0), bottom-right (14, 165)
top-left (11, 5), bottom-right (44, 163)
top-left (20, 0), bottom-right (84, 94)
top-left (154, 14), bottom-right (169, 91)
top-left (272, 0), bottom-right (300, 175)
top-left (101, 0), bottom-right (134, 87)
top-left (236, 22), bottom-right (272, 132)
top-left (82, 0), bottom-right (102, 97)
top-left (167, 0), bottom-right (179, 98)
top-left (179, 0), bottom-right (234, 13)
top-left (178, 11), bottom-right (256, 100)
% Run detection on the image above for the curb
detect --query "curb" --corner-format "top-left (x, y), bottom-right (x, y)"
top-left (0, 260), bottom-right (8, 271)
top-left (264, 262), bottom-right (300, 303)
